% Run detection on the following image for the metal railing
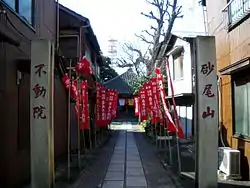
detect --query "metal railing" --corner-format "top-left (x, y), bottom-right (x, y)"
top-left (222, 0), bottom-right (250, 27)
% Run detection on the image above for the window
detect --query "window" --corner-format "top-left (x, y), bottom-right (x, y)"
top-left (18, 0), bottom-right (33, 24)
top-left (3, 0), bottom-right (15, 9)
top-left (3, 0), bottom-right (34, 25)
top-left (233, 74), bottom-right (250, 137)
top-left (173, 51), bottom-right (184, 80)
top-left (227, 0), bottom-right (250, 27)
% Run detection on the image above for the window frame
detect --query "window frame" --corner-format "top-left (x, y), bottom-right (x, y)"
top-left (1, 0), bottom-right (35, 27)
top-left (227, 0), bottom-right (250, 31)
top-left (172, 51), bottom-right (184, 81)
top-left (232, 69), bottom-right (250, 139)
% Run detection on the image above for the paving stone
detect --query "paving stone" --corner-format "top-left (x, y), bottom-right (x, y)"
top-left (113, 154), bottom-right (125, 158)
top-left (127, 150), bottom-right (139, 154)
top-left (114, 148), bottom-right (125, 151)
top-left (126, 158), bottom-right (141, 163)
top-left (127, 153), bottom-right (140, 157)
top-left (127, 154), bottom-right (140, 158)
top-left (113, 151), bottom-right (125, 155)
top-left (115, 149), bottom-right (125, 152)
top-left (112, 153), bottom-right (125, 157)
top-left (108, 163), bottom-right (125, 171)
top-left (105, 171), bottom-right (124, 181)
top-left (126, 176), bottom-right (147, 187)
top-left (111, 157), bottom-right (125, 161)
top-left (127, 161), bottom-right (143, 168)
top-left (126, 167), bottom-right (145, 176)
top-left (109, 160), bottom-right (125, 164)
top-left (102, 180), bottom-right (124, 188)
top-left (127, 148), bottom-right (138, 151)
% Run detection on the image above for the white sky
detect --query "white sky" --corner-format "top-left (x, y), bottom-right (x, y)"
top-left (59, 0), bottom-right (205, 74)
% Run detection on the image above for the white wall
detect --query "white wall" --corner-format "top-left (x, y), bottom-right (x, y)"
top-left (168, 38), bottom-right (192, 96)
top-left (173, 0), bottom-right (206, 36)
top-left (177, 106), bottom-right (193, 138)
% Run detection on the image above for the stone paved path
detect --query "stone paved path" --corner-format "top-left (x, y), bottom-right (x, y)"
top-left (102, 130), bottom-right (147, 188)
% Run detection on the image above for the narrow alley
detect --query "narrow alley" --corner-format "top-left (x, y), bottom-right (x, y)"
top-left (102, 130), bottom-right (146, 187)
top-left (73, 122), bottom-right (183, 188)
top-left (3, 0), bottom-right (250, 187)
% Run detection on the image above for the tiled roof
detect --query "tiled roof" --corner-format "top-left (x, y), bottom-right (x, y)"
top-left (103, 69), bottom-right (136, 95)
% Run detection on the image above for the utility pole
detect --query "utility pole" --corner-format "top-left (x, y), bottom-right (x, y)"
top-left (108, 38), bottom-right (118, 63)
top-left (30, 40), bottom-right (55, 188)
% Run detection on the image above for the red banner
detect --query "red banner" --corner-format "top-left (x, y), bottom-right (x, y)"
top-left (155, 68), bottom-right (179, 135)
top-left (62, 73), bottom-right (70, 89)
top-left (144, 82), bottom-right (154, 122)
top-left (165, 60), bottom-right (184, 139)
top-left (106, 90), bottom-right (115, 124)
top-left (134, 96), bottom-right (139, 116)
top-left (138, 88), bottom-right (148, 121)
top-left (62, 74), bottom-right (78, 101)
top-left (75, 94), bottom-right (81, 121)
top-left (100, 87), bottom-right (107, 126)
top-left (151, 78), bottom-right (163, 123)
top-left (75, 56), bottom-right (93, 75)
top-left (111, 91), bottom-right (118, 120)
top-left (96, 84), bottom-right (102, 126)
top-left (80, 81), bottom-right (89, 130)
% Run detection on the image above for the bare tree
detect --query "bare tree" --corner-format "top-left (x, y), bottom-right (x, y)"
top-left (116, 0), bottom-right (183, 75)
top-left (116, 42), bottom-right (150, 76)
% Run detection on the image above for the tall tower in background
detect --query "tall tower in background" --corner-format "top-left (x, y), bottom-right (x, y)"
top-left (108, 38), bottom-right (118, 63)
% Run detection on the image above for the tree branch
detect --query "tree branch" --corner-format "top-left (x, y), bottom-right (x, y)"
top-left (135, 34), bottom-right (154, 45)
top-left (119, 0), bottom-right (183, 75)
top-left (116, 58), bottom-right (133, 68)
top-left (142, 29), bottom-right (155, 38)
top-left (141, 11), bottom-right (161, 24)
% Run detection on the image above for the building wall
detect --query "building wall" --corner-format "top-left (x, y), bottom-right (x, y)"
top-left (167, 38), bottom-right (193, 138)
top-left (0, 1), bottom-right (67, 187)
top-left (173, 0), bottom-right (205, 36)
top-left (168, 38), bottom-right (193, 96)
top-left (206, 0), bottom-right (250, 179)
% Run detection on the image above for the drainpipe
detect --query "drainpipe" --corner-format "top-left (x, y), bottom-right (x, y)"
top-left (218, 75), bottom-right (226, 147)
top-left (218, 76), bottom-right (222, 125)
top-left (56, 0), bottom-right (60, 50)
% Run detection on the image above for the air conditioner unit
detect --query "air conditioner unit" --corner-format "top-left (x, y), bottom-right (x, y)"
top-left (218, 147), bottom-right (241, 180)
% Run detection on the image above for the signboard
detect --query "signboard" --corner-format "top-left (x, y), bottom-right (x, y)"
top-left (194, 36), bottom-right (218, 187)
top-left (30, 40), bottom-right (55, 187)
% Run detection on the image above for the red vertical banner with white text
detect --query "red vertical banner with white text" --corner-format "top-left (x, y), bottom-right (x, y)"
top-left (96, 84), bottom-right (102, 127)
top-left (134, 96), bottom-right (139, 116)
top-left (138, 88), bottom-right (148, 121)
top-left (111, 91), bottom-right (118, 120)
top-left (145, 82), bottom-right (155, 123)
top-left (151, 77), bottom-right (162, 123)
top-left (100, 87), bottom-right (107, 126)
top-left (106, 90), bottom-right (115, 124)
top-left (155, 68), bottom-right (177, 134)
top-left (80, 81), bottom-right (89, 130)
